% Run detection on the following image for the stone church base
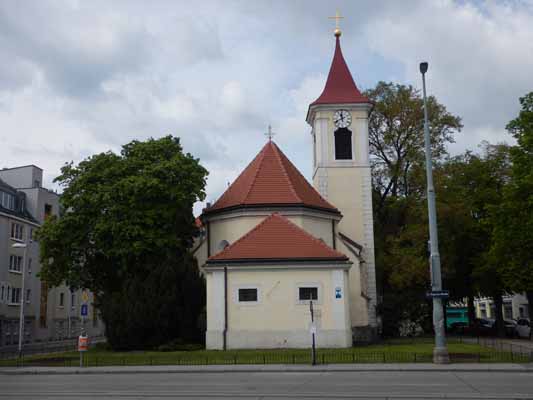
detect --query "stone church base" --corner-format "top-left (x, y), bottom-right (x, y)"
top-left (206, 329), bottom-right (352, 350)
top-left (352, 325), bottom-right (379, 344)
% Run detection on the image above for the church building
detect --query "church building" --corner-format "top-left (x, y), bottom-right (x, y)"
top-left (194, 28), bottom-right (377, 349)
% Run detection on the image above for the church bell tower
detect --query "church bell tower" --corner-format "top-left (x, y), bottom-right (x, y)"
top-left (306, 25), bottom-right (377, 338)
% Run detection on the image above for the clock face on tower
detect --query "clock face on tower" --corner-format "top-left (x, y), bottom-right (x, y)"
top-left (333, 109), bottom-right (352, 128)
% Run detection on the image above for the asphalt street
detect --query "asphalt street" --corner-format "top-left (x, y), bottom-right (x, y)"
top-left (2, 370), bottom-right (533, 400)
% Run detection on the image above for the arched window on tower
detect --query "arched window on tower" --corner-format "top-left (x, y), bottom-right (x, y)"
top-left (334, 128), bottom-right (352, 160)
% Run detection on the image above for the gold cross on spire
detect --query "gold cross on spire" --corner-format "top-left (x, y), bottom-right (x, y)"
top-left (264, 124), bottom-right (276, 141)
top-left (328, 10), bottom-right (344, 37)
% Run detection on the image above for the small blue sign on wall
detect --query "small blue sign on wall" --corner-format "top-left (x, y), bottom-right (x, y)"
top-left (80, 304), bottom-right (88, 317)
top-left (335, 287), bottom-right (342, 299)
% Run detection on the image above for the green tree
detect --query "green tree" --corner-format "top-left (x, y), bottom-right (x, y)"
top-left (365, 82), bottom-right (462, 213)
top-left (492, 93), bottom-right (533, 313)
top-left (377, 143), bottom-right (512, 336)
top-left (366, 82), bottom-right (462, 336)
top-left (38, 136), bottom-right (208, 349)
top-left (439, 144), bottom-right (511, 336)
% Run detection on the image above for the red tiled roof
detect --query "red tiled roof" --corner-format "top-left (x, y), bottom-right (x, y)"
top-left (204, 141), bottom-right (338, 214)
top-left (310, 36), bottom-right (370, 106)
top-left (208, 213), bottom-right (348, 262)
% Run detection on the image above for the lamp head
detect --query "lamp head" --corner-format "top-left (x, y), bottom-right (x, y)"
top-left (420, 62), bottom-right (429, 74)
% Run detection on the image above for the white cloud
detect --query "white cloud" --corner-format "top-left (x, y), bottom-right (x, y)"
top-left (0, 0), bottom-right (531, 215)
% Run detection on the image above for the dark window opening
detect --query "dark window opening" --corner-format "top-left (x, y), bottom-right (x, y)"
top-left (299, 287), bottom-right (318, 301)
top-left (334, 128), bottom-right (352, 160)
top-left (238, 288), bottom-right (258, 302)
top-left (44, 203), bottom-right (52, 218)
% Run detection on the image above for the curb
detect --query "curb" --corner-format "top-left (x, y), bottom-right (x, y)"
top-left (2, 363), bottom-right (533, 375)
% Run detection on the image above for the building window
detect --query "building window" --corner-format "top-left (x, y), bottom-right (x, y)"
top-left (218, 240), bottom-right (230, 252)
top-left (34, 179), bottom-right (40, 188)
top-left (299, 287), bottom-right (318, 301)
top-left (40, 281), bottom-right (48, 328)
top-left (71, 292), bottom-right (76, 309)
top-left (44, 204), bottom-right (52, 218)
top-left (503, 302), bottom-right (513, 319)
top-left (10, 288), bottom-right (21, 304)
top-left (0, 283), bottom-right (5, 303)
top-left (26, 289), bottom-right (31, 303)
top-left (479, 303), bottom-right (487, 318)
top-left (1, 191), bottom-right (15, 210)
top-left (10, 222), bottom-right (24, 240)
top-left (334, 128), bottom-right (353, 160)
top-left (30, 228), bottom-right (34, 241)
top-left (28, 258), bottom-right (32, 274)
top-left (9, 255), bottom-right (23, 272)
top-left (238, 288), bottom-right (258, 303)
top-left (59, 292), bottom-right (64, 307)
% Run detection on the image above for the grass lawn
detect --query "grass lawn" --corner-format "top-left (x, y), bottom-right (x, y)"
top-left (2, 338), bottom-right (530, 367)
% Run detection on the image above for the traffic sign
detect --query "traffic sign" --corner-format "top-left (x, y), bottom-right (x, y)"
top-left (426, 290), bottom-right (449, 299)
top-left (80, 304), bottom-right (88, 317)
top-left (78, 335), bottom-right (89, 352)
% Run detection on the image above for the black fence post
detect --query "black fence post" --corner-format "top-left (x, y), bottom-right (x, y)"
top-left (263, 355), bottom-right (266, 364)
top-left (292, 355), bottom-right (295, 364)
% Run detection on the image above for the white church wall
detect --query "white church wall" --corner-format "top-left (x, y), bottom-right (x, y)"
top-left (205, 267), bottom-right (351, 349)
top-left (206, 212), bottom-right (336, 258)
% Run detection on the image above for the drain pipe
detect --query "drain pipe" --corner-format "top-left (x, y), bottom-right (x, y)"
top-left (223, 266), bottom-right (228, 351)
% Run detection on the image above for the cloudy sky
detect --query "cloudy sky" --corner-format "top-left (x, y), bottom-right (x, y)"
top-left (1, 0), bottom-right (532, 214)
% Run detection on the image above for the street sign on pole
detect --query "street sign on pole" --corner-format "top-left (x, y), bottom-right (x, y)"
top-left (80, 304), bottom-right (88, 317)
top-left (78, 334), bottom-right (89, 367)
top-left (426, 290), bottom-right (450, 299)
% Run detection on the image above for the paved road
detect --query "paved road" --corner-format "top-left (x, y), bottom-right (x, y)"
top-left (2, 370), bottom-right (533, 399)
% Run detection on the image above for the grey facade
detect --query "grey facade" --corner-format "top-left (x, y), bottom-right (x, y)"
top-left (0, 165), bottom-right (104, 347)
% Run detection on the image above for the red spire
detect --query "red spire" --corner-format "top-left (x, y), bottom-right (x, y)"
top-left (310, 36), bottom-right (369, 106)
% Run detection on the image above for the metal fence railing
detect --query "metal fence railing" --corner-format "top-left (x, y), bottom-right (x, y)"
top-left (2, 349), bottom-right (532, 368)
top-left (0, 336), bottom-right (106, 360)
top-left (2, 335), bottom-right (532, 367)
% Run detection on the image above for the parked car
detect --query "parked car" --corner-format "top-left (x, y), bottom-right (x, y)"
top-left (515, 318), bottom-right (531, 339)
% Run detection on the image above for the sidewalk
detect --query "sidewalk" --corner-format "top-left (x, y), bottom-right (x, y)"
top-left (2, 362), bottom-right (533, 375)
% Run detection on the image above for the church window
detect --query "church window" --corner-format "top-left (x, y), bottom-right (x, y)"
top-left (299, 287), bottom-right (318, 301)
top-left (238, 288), bottom-right (258, 303)
top-left (218, 240), bottom-right (229, 252)
top-left (334, 128), bottom-right (352, 160)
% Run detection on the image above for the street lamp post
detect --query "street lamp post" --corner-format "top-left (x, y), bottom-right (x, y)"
top-left (12, 241), bottom-right (28, 360)
top-left (420, 62), bottom-right (450, 364)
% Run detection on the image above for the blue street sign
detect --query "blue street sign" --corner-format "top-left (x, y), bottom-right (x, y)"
top-left (335, 287), bottom-right (342, 299)
top-left (426, 290), bottom-right (449, 299)
top-left (81, 304), bottom-right (88, 317)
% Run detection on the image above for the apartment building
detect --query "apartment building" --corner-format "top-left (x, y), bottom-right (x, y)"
top-left (475, 294), bottom-right (530, 321)
top-left (0, 165), bottom-right (104, 347)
